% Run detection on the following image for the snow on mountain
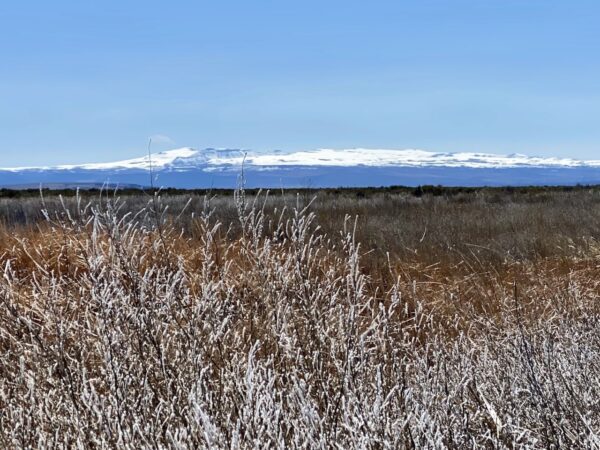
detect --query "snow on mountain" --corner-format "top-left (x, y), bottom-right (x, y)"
top-left (3, 147), bottom-right (600, 172)
top-left (3, 147), bottom-right (600, 188)
top-left (239, 148), bottom-right (600, 169)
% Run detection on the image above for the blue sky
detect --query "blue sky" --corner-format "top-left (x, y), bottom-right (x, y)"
top-left (1, 0), bottom-right (599, 166)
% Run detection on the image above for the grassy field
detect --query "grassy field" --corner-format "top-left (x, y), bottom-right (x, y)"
top-left (1, 187), bottom-right (600, 447)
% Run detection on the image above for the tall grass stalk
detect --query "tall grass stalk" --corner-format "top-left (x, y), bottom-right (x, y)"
top-left (0, 188), bottom-right (598, 447)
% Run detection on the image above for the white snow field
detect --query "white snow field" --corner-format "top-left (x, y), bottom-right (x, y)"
top-left (3, 148), bottom-right (600, 187)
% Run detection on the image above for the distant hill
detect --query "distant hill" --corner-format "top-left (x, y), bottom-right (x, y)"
top-left (1, 182), bottom-right (146, 190)
top-left (2, 147), bottom-right (600, 188)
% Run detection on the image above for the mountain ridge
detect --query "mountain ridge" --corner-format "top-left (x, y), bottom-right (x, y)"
top-left (4, 147), bottom-right (600, 172)
top-left (2, 148), bottom-right (600, 188)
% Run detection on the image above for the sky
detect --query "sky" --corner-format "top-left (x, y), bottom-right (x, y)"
top-left (1, 0), bottom-right (599, 167)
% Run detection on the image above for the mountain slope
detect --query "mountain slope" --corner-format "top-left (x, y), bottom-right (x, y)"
top-left (2, 148), bottom-right (600, 188)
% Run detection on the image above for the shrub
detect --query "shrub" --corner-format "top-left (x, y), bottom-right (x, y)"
top-left (0, 189), bottom-right (598, 447)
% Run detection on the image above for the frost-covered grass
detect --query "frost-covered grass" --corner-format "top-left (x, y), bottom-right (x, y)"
top-left (0, 189), bottom-right (599, 448)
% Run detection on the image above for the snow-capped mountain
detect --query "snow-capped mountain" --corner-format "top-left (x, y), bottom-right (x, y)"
top-left (2, 147), bottom-right (600, 188)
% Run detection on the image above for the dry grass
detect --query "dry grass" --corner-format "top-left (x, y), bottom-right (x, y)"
top-left (0, 189), bottom-right (599, 448)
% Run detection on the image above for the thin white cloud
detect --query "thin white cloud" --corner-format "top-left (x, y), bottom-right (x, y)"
top-left (148, 134), bottom-right (176, 146)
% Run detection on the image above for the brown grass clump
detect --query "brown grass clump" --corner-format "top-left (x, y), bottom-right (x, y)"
top-left (0, 190), bottom-right (599, 448)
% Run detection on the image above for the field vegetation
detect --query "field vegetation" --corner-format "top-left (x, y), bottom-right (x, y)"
top-left (1, 186), bottom-right (600, 448)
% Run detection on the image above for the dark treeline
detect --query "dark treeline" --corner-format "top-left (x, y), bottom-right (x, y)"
top-left (2, 183), bottom-right (600, 199)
